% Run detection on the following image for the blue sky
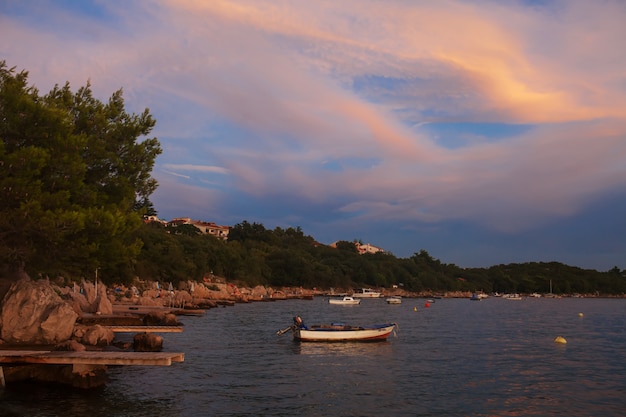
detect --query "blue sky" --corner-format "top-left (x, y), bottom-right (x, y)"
top-left (2, 0), bottom-right (625, 270)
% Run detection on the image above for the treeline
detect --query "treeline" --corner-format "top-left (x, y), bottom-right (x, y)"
top-left (133, 220), bottom-right (626, 295)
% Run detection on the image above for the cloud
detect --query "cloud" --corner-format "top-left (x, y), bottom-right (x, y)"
top-left (2, 0), bottom-right (626, 268)
top-left (162, 164), bottom-right (230, 175)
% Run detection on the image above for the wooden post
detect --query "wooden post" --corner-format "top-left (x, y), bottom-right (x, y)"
top-left (0, 366), bottom-right (5, 388)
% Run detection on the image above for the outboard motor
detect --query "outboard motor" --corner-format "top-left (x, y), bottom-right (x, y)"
top-left (293, 316), bottom-right (304, 328)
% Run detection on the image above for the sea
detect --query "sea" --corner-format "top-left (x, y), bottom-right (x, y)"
top-left (1, 296), bottom-right (625, 417)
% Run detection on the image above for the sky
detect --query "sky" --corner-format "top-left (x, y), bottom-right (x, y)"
top-left (1, 0), bottom-right (625, 271)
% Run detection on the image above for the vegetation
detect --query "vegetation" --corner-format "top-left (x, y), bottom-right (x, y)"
top-left (1, 61), bottom-right (624, 295)
top-left (0, 61), bottom-right (161, 281)
top-left (133, 221), bottom-right (626, 295)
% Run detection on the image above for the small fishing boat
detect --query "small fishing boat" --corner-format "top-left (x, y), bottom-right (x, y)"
top-left (385, 296), bottom-right (402, 304)
top-left (329, 296), bottom-right (361, 305)
top-left (277, 316), bottom-right (397, 342)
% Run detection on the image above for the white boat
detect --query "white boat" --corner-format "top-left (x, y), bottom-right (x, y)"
top-left (329, 296), bottom-right (361, 305)
top-left (503, 293), bottom-right (522, 300)
top-left (385, 296), bottom-right (402, 304)
top-left (277, 316), bottom-right (397, 342)
top-left (352, 288), bottom-right (382, 298)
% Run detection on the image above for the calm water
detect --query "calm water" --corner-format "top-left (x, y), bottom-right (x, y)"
top-left (2, 297), bottom-right (625, 416)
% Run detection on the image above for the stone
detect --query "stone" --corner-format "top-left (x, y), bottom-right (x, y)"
top-left (55, 340), bottom-right (87, 351)
top-left (0, 278), bottom-right (78, 344)
top-left (133, 332), bottom-right (163, 352)
top-left (74, 324), bottom-right (114, 346)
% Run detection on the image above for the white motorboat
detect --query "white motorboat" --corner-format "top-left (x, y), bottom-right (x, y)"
top-left (329, 296), bottom-right (361, 305)
top-left (352, 288), bottom-right (382, 298)
top-left (385, 296), bottom-right (402, 304)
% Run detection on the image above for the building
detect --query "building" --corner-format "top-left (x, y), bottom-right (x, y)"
top-left (166, 217), bottom-right (231, 240)
top-left (329, 241), bottom-right (386, 255)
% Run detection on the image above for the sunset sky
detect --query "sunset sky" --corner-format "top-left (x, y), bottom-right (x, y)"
top-left (2, 0), bottom-right (625, 270)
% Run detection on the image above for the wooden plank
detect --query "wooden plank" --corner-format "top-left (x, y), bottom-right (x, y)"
top-left (0, 350), bottom-right (184, 366)
top-left (111, 305), bottom-right (204, 316)
top-left (104, 325), bottom-right (184, 333)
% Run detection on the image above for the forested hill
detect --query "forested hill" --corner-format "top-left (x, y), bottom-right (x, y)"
top-left (133, 220), bottom-right (626, 296)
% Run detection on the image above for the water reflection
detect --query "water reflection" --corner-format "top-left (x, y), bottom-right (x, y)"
top-left (291, 341), bottom-right (394, 356)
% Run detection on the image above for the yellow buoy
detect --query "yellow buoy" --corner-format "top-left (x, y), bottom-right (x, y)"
top-left (554, 336), bottom-right (567, 344)
top-left (578, 312), bottom-right (584, 317)
top-left (413, 307), bottom-right (417, 312)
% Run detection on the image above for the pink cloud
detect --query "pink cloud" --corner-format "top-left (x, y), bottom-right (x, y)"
top-left (2, 0), bottom-right (625, 234)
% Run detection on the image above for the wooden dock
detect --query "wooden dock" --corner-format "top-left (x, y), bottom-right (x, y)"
top-left (0, 350), bottom-right (184, 366)
top-left (103, 325), bottom-right (184, 333)
top-left (111, 304), bottom-right (204, 315)
top-left (0, 350), bottom-right (184, 388)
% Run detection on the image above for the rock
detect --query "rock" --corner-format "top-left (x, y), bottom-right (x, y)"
top-left (174, 290), bottom-right (192, 305)
top-left (163, 313), bottom-right (179, 326)
top-left (133, 332), bottom-right (163, 352)
top-left (72, 280), bottom-right (113, 314)
top-left (137, 296), bottom-right (162, 306)
top-left (0, 278), bottom-right (78, 344)
top-left (250, 285), bottom-right (269, 298)
top-left (94, 293), bottom-right (113, 315)
top-left (55, 340), bottom-right (87, 351)
top-left (143, 311), bottom-right (166, 325)
top-left (142, 312), bottom-right (180, 326)
top-left (73, 324), bottom-right (114, 346)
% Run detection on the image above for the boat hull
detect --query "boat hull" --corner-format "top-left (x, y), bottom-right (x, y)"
top-left (329, 296), bottom-right (360, 305)
top-left (294, 324), bottom-right (396, 342)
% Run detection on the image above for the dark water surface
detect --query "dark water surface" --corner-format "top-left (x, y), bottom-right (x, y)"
top-left (2, 297), bottom-right (625, 416)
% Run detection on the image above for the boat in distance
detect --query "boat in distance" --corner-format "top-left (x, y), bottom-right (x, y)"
top-left (329, 296), bottom-right (361, 305)
top-left (352, 288), bottom-right (382, 298)
top-left (277, 316), bottom-right (397, 342)
top-left (385, 296), bottom-right (402, 304)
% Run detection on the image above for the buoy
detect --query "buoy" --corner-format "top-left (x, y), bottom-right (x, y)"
top-left (578, 312), bottom-right (584, 317)
top-left (554, 336), bottom-right (567, 344)
top-left (424, 302), bottom-right (430, 308)
top-left (413, 307), bottom-right (417, 312)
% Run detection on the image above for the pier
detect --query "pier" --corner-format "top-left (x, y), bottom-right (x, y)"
top-left (104, 325), bottom-right (184, 333)
top-left (0, 349), bottom-right (185, 388)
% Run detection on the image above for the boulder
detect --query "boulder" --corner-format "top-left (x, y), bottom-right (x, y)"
top-left (60, 281), bottom-right (113, 315)
top-left (174, 290), bottom-right (192, 305)
top-left (73, 324), bottom-right (115, 346)
top-left (133, 332), bottom-right (163, 352)
top-left (0, 278), bottom-right (78, 344)
top-left (250, 285), bottom-right (269, 298)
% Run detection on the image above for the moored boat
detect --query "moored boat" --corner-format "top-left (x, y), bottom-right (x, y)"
top-left (277, 316), bottom-right (397, 342)
top-left (503, 293), bottom-right (522, 300)
top-left (352, 288), bottom-right (382, 298)
top-left (329, 296), bottom-right (361, 305)
top-left (385, 296), bottom-right (402, 304)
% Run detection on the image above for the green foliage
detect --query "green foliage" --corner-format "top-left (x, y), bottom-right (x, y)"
top-left (132, 222), bottom-right (625, 295)
top-left (0, 61), bottom-right (161, 282)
